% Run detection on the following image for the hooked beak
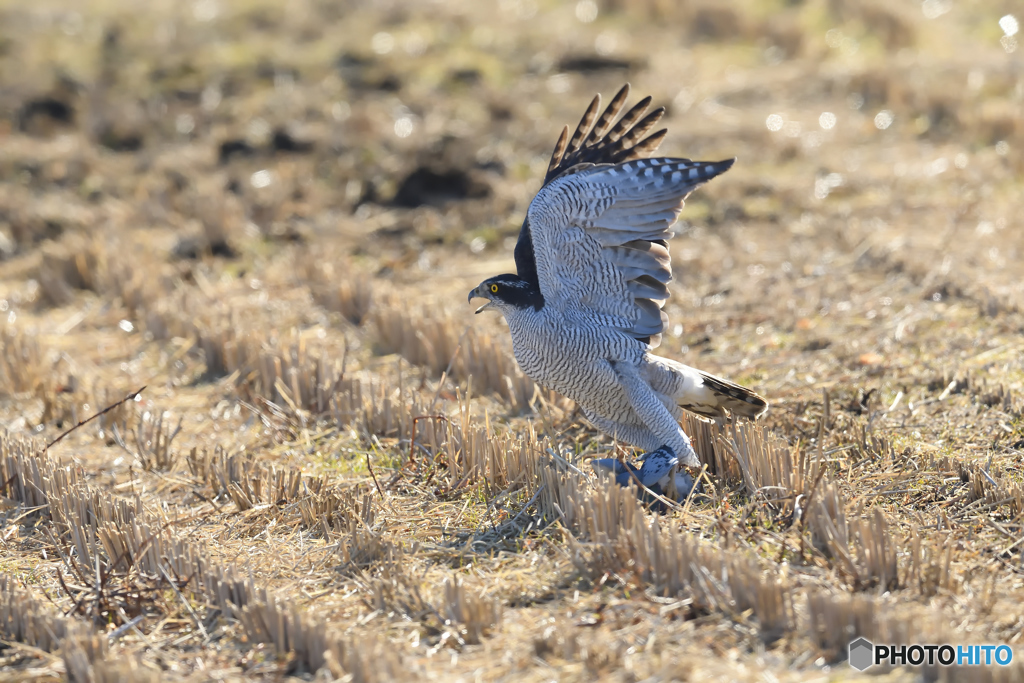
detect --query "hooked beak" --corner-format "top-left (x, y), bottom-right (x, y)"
top-left (468, 285), bottom-right (495, 314)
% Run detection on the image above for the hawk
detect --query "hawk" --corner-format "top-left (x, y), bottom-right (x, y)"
top-left (468, 84), bottom-right (767, 496)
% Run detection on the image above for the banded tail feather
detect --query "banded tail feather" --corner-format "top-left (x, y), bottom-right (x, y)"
top-left (697, 372), bottom-right (768, 420)
top-left (644, 356), bottom-right (768, 422)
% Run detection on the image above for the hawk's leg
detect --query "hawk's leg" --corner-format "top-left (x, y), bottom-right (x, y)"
top-left (582, 408), bottom-right (662, 453)
top-left (609, 360), bottom-right (700, 467)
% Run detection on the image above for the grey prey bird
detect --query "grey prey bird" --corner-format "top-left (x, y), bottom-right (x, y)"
top-left (468, 84), bottom-right (768, 496)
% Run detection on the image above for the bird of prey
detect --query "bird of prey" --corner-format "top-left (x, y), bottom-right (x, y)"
top-left (468, 84), bottom-right (767, 495)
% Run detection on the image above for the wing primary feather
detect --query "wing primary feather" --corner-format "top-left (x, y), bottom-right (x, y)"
top-left (544, 125), bottom-right (570, 180)
top-left (628, 128), bottom-right (668, 159)
top-left (607, 108), bottom-right (666, 160)
top-left (543, 87), bottom-right (673, 185)
top-left (605, 96), bottom-right (653, 143)
top-left (566, 94), bottom-right (601, 157)
top-left (584, 83), bottom-right (630, 147)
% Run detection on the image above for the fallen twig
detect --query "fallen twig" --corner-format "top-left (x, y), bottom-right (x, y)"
top-left (44, 386), bottom-right (146, 451)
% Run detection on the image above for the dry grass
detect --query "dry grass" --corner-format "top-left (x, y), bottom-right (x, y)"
top-left (1, 0), bottom-right (1023, 680)
top-left (237, 589), bottom-right (402, 681)
top-left (0, 576), bottom-right (72, 654)
top-left (370, 288), bottom-right (538, 409)
top-left (0, 327), bottom-right (47, 397)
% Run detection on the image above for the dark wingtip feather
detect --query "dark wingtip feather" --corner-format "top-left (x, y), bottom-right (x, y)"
top-left (629, 128), bottom-right (668, 158)
top-left (621, 108), bottom-right (665, 145)
top-left (584, 84), bottom-right (630, 148)
top-left (606, 96), bottom-right (653, 144)
top-left (544, 86), bottom-right (676, 186)
top-left (544, 125), bottom-right (570, 180)
top-left (566, 94), bottom-right (602, 156)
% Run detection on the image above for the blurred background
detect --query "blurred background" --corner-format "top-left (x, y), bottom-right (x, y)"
top-left (2, 0), bottom-right (1022, 430)
top-left (0, 0), bottom-right (1019, 280)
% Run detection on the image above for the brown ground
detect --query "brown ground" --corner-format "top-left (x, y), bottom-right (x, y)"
top-left (1, 0), bottom-right (1023, 681)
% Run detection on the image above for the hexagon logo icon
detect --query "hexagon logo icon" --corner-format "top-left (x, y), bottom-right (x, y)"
top-left (848, 637), bottom-right (874, 671)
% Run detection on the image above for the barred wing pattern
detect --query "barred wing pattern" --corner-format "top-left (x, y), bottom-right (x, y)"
top-left (543, 83), bottom-right (667, 185)
top-left (527, 157), bottom-right (735, 345)
top-left (514, 84), bottom-right (668, 295)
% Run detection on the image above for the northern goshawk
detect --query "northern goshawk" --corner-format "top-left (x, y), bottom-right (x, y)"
top-left (469, 84), bottom-right (767, 497)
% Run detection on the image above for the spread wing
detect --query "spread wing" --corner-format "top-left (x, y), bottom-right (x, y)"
top-left (514, 84), bottom-right (667, 294)
top-left (526, 157), bottom-right (735, 347)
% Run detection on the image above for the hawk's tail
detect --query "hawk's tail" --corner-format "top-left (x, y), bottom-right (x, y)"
top-left (643, 356), bottom-right (768, 421)
top-left (695, 371), bottom-right (768, 420)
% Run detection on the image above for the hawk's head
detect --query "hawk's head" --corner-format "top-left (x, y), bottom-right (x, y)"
top-left (468, 274), bottom-right (543, 314)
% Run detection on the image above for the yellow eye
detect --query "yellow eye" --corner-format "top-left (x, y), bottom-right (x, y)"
top-left (490, 284), bottom-right (499, 293)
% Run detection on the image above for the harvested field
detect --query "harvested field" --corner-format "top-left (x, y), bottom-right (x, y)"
top-left (1, 0), bottom-right (1023, 680)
